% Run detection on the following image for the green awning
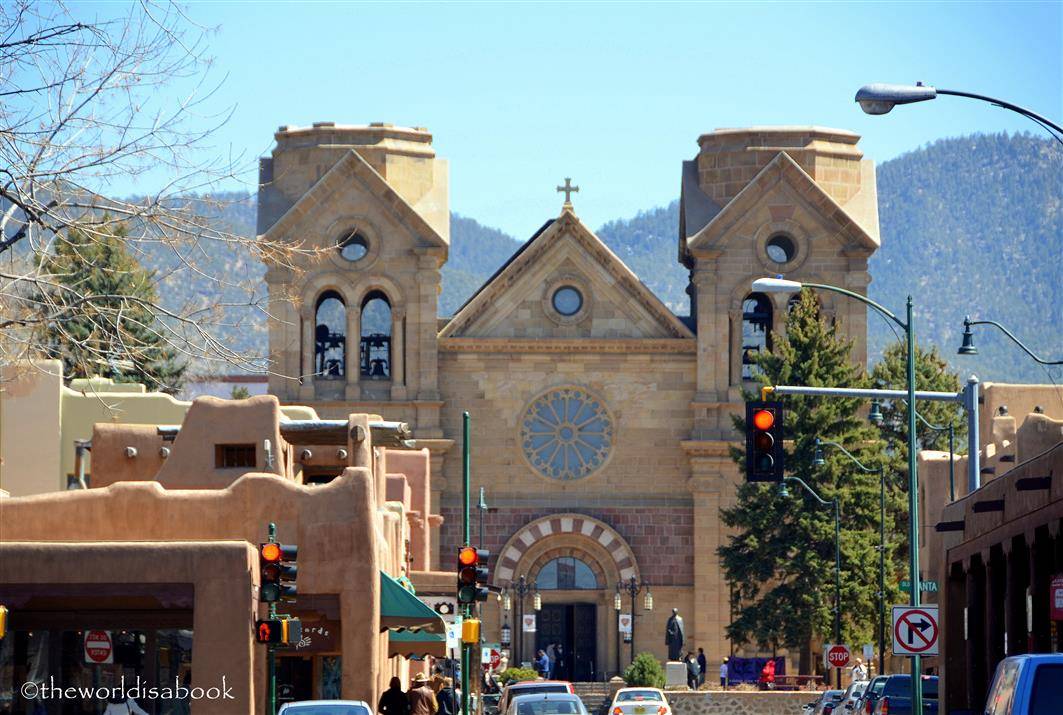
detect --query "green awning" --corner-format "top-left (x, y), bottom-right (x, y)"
top-left (380, 571), bottom-right (446, 635)
top-left (388, 628), bottom-right (447, 659)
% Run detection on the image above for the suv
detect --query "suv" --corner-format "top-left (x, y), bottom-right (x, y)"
top-left (984, 654), bottom-right (1063, 714)
top-left (873, 675), bottom-right (938, 714)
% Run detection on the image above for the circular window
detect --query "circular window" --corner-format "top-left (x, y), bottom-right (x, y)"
top-left (520, 387), bottom-right (613, 481)
top-left (766, 234), bottom-right (796, 264)
top-left (551, 286), bottom-right (583, 316)
top-left (338, 231), bottom-right (369, 262)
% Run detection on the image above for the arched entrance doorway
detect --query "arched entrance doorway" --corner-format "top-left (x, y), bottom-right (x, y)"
top-left (498, 515), bottom-right (639, 681)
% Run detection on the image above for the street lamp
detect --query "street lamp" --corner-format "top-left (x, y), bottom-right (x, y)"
top-left (779, 475), bottom-right (842, 688)
top-left (854, 83), bottom-right (1063, 142)
top-left (512, 575), bottom-right (537, 664)
top-left (752, 276), bottom-right (924, 711)
top-left (870, 399), bottom-right (958, 501)
top-left (622, 576), bottom-right (652, 666)
top-left (959, 316), bottom-right (1063, 365)
top-left (815, 438), bottom-right (886, 678)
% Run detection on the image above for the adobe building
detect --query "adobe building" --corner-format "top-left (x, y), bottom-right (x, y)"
top-left (258, 123), bottom-right (881, 676)
top-left (914, 384), bottom-right (1063, 712)
top-left (0, 396), bottom-right (447, 713)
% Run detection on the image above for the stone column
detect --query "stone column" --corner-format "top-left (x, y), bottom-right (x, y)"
top-left (390, 307), bottom-right (407, 400)
top-left (416, 252), bottom-right (441, 401)
top-left (346, 304), bottom-right (361, 400)
top-left (299, 310), bottom-right (315, 401)
top-left (965, 555), bottom-right (987, 708)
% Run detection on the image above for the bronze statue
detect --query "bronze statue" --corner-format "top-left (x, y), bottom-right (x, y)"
top-left (665, 608), bottom-right (685, 661)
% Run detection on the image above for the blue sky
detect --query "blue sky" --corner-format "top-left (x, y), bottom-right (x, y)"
top-left (91, 1), bottom-right (1062, 237)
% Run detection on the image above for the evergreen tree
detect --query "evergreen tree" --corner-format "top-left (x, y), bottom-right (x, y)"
top-left (869, 342), bottom-right (967, 463)
top-left (35, 225), bottom-right (186, 392)
top-left (719, 290), bottom-right (900, 673)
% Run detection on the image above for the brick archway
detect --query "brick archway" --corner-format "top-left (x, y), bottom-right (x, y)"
top-left (496, 514), bottom-right (638, 584)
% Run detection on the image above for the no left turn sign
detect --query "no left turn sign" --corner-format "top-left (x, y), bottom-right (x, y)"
top-left (892, 605), bottom-right (939, 656)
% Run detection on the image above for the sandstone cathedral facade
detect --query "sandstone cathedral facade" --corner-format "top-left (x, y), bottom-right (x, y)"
top-left (257, 122), bottom-right (880, 678)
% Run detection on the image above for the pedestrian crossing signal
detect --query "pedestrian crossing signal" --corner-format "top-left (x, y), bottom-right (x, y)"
top-left (255, 617), bottom-right (302, 645)
top-left (745, 401), bottom-right (784, 482)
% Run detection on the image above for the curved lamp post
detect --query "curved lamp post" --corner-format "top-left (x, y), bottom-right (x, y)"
top-left (815, 439), bottom-right (886, 677)
top-left (779, 475), bottom-right (842, 687)
top-left (870, 399), bottom-right (958, 501)
top-left (854, 83), bottom-right (1063, 142)
top-left (959, 316), bottom-right (1063, 365)
top-left (753, 276), bottom-right (923, 711)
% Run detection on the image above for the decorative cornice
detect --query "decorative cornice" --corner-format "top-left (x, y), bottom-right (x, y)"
top-left (680, 440), bottom-right (736, 457)
top-left (438, 337), bottom-right (696, 354)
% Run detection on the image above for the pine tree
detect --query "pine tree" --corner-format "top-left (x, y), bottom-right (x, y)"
top-left (35, 225), bottom-right (186, 392)
top-left (719, 290), bottom-right (900, 673)
top-left (869, 342), bottom-right (967, 463)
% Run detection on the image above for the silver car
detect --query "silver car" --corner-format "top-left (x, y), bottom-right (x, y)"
top-left (507, 693), bottom-right (588, 715)
top-left (839, 680), bottom-right (869, 712)
top-left (278, 700), bottom-right (373, 715)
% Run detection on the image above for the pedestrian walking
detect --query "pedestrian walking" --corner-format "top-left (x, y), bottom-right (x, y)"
top-left (436, 677), bottom-right (458, 715)
top-left (851, 658), bottom-right (868, 681)
top-left (684, 652), bottom-right (699, 690)
top-left (407, 673), bottom-right (438, 715)
top-left (696, 648), bottom-right (707, 687)
top-left (757, 660), bottom-right (775, 691)
top-left (719, 658), bottom-right (728, 689)
top-left (380, 677), bottom-right (411, 715)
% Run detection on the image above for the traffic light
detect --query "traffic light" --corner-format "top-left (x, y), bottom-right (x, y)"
top-left (254, 617), bottom-right (302, 645)
top-left (745, 401), bottom-right (784, 482)
top-left (456, 546), bottom-right (490, 605)
top-left (260, 542), bottom-right (298, 603)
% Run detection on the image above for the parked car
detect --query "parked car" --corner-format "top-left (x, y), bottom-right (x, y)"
top-left (278, 700), bottom-right (372, 715)
top-left (608, 688), bottom-right (671, 715)
top-left (872, 675), bottom-right (938, 714)
top-left (855, 676), bottom-right (890, 714)
top-left (840, 680), bottom-right (869, 712)
top-left (984, 653), bottom-right (1063, 714)
top-left (498, 681), bottom-right (575, 715)
top-left (482, 693), bottom-right (502, 715)
top-left (506, 693), bottom-right (588, 715)
top-left (807, 690), bottom-right (845, 715)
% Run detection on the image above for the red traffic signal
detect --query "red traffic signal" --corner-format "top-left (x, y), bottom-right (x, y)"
top-left (456, 547), bottom-right (490, 605)
top-left (746, 401), bottom-right (784, 483)
top-left (260, 542), bottom-right (298, 603)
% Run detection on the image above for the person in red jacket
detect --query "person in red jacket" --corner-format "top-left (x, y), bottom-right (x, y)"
top-left (758, 659), bottom-right (776, 690)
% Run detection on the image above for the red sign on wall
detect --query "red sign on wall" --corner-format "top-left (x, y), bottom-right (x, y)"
top-left (84, 630), bottom-right (113, 664)
top-left (1051, 574), bottom-right (1063, 621)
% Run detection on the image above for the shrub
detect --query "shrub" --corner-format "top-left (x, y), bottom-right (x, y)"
top-left (498, 667), bottom-right (540, 685)
top-left (623, 652), bottom-right (665, 688)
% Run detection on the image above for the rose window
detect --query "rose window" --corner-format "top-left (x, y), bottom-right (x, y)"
top-left (520, 387), bottom-right (613, 481)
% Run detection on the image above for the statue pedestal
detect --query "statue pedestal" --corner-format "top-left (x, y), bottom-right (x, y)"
top-left (665, 661), bottom-right (687, 689)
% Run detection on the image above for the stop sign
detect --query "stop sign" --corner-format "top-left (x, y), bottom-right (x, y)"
top-left (826, 644), bottom-right (851, 669)
top-left (84, 630), bottom-right (113, 664)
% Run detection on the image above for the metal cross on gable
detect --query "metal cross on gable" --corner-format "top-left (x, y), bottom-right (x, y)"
top-left (556, 177), bottom-right (579, 207)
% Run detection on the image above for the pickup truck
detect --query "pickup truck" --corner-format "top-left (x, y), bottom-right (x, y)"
top-left (984, 654), bottom-right (1063, 714)
top-left (872, 674), bottom-right (938, 714)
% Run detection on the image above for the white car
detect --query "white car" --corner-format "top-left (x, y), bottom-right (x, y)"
top-left (608, 688), bottom-right (671, 715)
top-left (839, 680), bottom-right (869, 712)
top-left (278, 701), bottom-right (372, 715)
top-left (507, 693), bottom-right (588, 715)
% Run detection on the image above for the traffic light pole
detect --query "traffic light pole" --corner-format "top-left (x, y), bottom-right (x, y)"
top-left (462, 412), bottom-right (471, 715)
top-left (267, 522), bottom-right (277, 715)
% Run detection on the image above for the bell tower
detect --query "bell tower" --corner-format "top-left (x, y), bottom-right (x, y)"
top-left (258, 122), bottom-right (449, 430)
